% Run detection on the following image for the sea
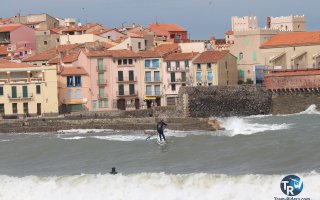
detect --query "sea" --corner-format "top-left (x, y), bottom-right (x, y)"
top-left (0, 105), bottom-right (319, 200)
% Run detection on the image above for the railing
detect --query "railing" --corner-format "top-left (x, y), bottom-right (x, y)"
top-left (96, 65), bottom-right (107, 72)
top-left (116, 91), bottom-right (138, 97)
top-left (97, 79), bottom-right (108, 86)
top-left (116, 76), bottom-right (137, 82)
top-left (63, 98), bottom-right (86, 104)
top-left (8, 93), bottom-right (33, 100)
top-left (167, 67), bottom-right (190, 72)
top-left (145, 91), bottom-right (161, 96)
top-left (97, 94), bottom-right (108, 100)
top-left (168, 78), bottom-right (189, 83)
top-left (0, 39), bottom-right (10, 44)
top-left (144, 77), bottom-right (162, 83)
top-left (0, 78), bottom-right (43, 84)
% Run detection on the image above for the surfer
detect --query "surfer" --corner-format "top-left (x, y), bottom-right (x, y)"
top-left (157, 119), bottom-right (167, 142)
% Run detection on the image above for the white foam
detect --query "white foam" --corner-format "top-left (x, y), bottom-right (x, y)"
top-left (0, 172), bottom-right (318, 200)
top-left (57, 129), bottom-right (114, 134)
top-left (219, 117), bottom-right (291, 136)
top-left (298, 104), bottom-right (320, 115)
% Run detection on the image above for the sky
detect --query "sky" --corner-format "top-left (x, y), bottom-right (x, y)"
top-left (0, 0), bottom-right (318, 39)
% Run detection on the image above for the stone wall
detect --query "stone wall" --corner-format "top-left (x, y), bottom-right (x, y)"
top-left (271, 93), bottom-right (320, 114)
top-left (178, 85), bottom-right (272, 117)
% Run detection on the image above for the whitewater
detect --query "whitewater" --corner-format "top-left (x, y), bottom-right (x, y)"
top-left (0, 105), bottom-right (319, 200)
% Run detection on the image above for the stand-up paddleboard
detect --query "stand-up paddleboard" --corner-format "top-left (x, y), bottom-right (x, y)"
top-left (157, 138), bottom-right (166, 145)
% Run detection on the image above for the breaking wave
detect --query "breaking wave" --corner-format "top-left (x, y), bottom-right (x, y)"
top-left (219, 117), bottom-right (291, 136)
top-left (0, 172), bottom-right (318, 200)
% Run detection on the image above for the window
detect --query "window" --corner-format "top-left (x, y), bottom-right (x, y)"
top-left (118, 59), bottom-right (122, 65)
top-left (128, 59), bottom-right (133, 65)
top-left (154, 71), bottom-right (160, 82)
top-left (155, 85), bottom-right (160, 96)
top-left (129, 84), bottom-right (135, 95)
top-left (99, 100), bottom-right (108, 108)
top-left (239, 52), bottom-right (244, 60)
top-left (0, 104), bottom-right (4, 114)
top-left (185, 60), bottom-right (189, 68)
top-left (75, 89), bottom-right (82, 98)
top-left (207, 63), bottom-right (212, 70)
top-left (176, 61), bottom-right (180, 70)
top-left (181, 72), bottom-right (186, 82)
top-left (67, 89), bottom-right (73, 98)
top-left (23, 103), bottom-right (28, 114)
top-left (138, 42), bottom-right (141, 49)
top-left (118, 84), bottom-right (124, 95)
top-left (152, 59), bottom-right (159, 67)
top-left (108, 36), bottom-right (111, 39)
top-left (171, 72), bottom-right (176, 82)
top-left (146, 85), bottom-right (152, 95)
top-left (207, 72), bottom-right (213, 82)
top-left (44, 41), bottom-right (48, 45)
top-left (197, 64), bottom-right (201, 70)
top-left (123, 59), bottom-right (128, 65)
top-left (99, 87), bottom-right (105, 98)
top-left (240, 69), bottom-right (244, 78)
top-left (118, 71), bottom-right (123, 81)
top-left (167, 62), bottom-right (171, 71)
top-left (0, 87), bottom-right (3, 95)
top-left (171, 84), bottom-right (176, 91)
top-left (22, 86), bottom-right (28, 98)
top-left (97, 58), bottom-right (103, 70)
top-left (36, 85), bottom-right (41, 94)
top-left (75, 76), bottom-right (82, 87)
top-left (225, 61), bottom-right (228, 69)
top-left (11, 86), bottom-right (17, 98)
top-left (67, 76), bottom-right (73, 87)
top-left (252, 51), bottom-right (257, 61)
top-left (145, 60), bottom-right (151, 68)
top-left (145, 71), bottom-right (151, 82)
top-left (12, 103), bottom-right (17, 114)
top-left (196, 72), bottom-right (202, 81)
top-left (129, 70), bottom-right (134, 81)
top-left (57, 38), bottom-right (60, 43)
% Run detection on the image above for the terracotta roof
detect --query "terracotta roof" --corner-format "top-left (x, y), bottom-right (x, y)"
top-left (261, 31), bottom-right (320, 49)
top-left (154, 43), bottom-right (180, 54)
top-left (60, 66), bottom-right (88, 76)
top-left (84, 49), bottom-right (140, 58)
top-left (0, 18), bottom-right (11, 24)
top-left (138, 51), bottom-right (161, 58)
top-left (51, 26), bottom-right (65, 34)
top-left (62, 23), bottom-right (101, 33)
top-left (225, 30), bottom-right (234, 35)
top-left (265, 68), bottom-right (320, 77)
top-left (164, 52), bottom-right (199, 61)
top-left (90, 28), bottom-right (114, 35)
top-left (0, 24), bottom-right (21, 32)
top-left (23, 44), bottom-right (81, 62)
top-left (193, 50), bottom-right (229, 63)
top-left (49, 58), bottom-right (60, 64)
top-left (0, 62), bottom-right (34, 69)
top-left (149, 23), bottom-right (186, 36)
top-left (62, 51), bottom-right (80, 63)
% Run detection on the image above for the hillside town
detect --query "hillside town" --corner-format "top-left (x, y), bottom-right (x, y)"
top-left (0, 13), bottom-right (317, 117)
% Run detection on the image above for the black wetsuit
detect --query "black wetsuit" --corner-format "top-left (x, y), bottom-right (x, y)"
top-left (157, 121), bottom-right (167, 141)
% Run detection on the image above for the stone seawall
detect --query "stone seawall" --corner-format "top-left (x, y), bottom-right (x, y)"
top-left (178, 85), bottom-right (272, 117)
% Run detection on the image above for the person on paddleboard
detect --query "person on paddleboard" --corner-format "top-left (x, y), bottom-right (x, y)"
top-left (157, 119), bottom-right (167, 141)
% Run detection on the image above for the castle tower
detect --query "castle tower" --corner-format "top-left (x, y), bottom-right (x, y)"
top-left (231, 16), bottom-right (258, 31)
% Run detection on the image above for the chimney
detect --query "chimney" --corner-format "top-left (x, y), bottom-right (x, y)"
top-left (267, 17), bottom-right (271, 29)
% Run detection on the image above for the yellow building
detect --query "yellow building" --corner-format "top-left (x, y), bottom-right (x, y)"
top-left (192, 50), bottom-right (238, 86)
top-left (0, 62), bottom-right (58, 117)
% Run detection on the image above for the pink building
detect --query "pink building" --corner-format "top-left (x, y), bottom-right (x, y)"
top-left (77, 49), bottom-right (142, 111)
top-left (163, 52), bottom-right (199, 106)
top-left (0, 24), bottom-right (36, 51)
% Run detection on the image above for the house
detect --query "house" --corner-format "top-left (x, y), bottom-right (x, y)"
top-left (91, 28), bottom-right (126, 41)
top-left (163, 52), bottom-right (199, 106)
top-left (0, 23), bottom-right (36, 51)
top-left (260, 31), bottom-right (320, 70)
top-left (110, 36), bottom-right (146, 52)
top-left (11, 13), bottom-right (59, 30)
top-left (149, 23), bottom-right (188, 43)
top-left (193, 50), bottom-right (238, 86)
top-left (58, 66), bottom-right (90, 113)
top-left (0, 62), bottom-right (58, 117)
top-left (138, 51), bottom-right (164, 108)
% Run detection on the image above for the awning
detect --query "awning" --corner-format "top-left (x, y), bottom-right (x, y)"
top-left (312, 52), bottom-right (320, 59)
top-left (291, 51), bottom-right (307, 61)
top-left (144, 96), bottom-right (156, 100)
top-left (269, 52), bottom-right (285, 63)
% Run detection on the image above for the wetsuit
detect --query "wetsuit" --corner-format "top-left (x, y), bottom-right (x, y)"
top-left (157, 121), bottom-right (167, 141)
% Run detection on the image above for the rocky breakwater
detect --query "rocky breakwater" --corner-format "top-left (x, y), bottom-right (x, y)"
top-left (178, 85), bottom-right (272, 117)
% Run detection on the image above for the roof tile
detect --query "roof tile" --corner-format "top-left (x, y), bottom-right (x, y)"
top-left (193, 50), bottom-right (229, 63)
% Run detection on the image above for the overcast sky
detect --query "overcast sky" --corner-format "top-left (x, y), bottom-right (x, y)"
top-left (1, 0), bottom-right (318, 39)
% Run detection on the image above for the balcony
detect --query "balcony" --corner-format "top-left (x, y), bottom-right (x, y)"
top-left (145, 91), bottom-right (161, 96)
top-left (97, 79), bottom-right (108, 86)
top-left (144, 77), bottom-right (162, 83)
top-left (8, 93), bottom-right (33, 101)
top-left (116, 91), bottom-right (138, 97)
top-left (0, 39), bottom-right (10, 44)
top-left (116, 76), bottom-right (137, 83)
top-left (63, 98), bottom-right (87, 104)
top-left (0, 77), bottom-right (43, 84)
top-left (167, 67), bottom-right (190, 72)
top-left (96, 65), bottom-right (107, 72)
top-left (97, 94), bottom-right (108, 100)
top-left (168, 78), bottom-right (189, 84)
